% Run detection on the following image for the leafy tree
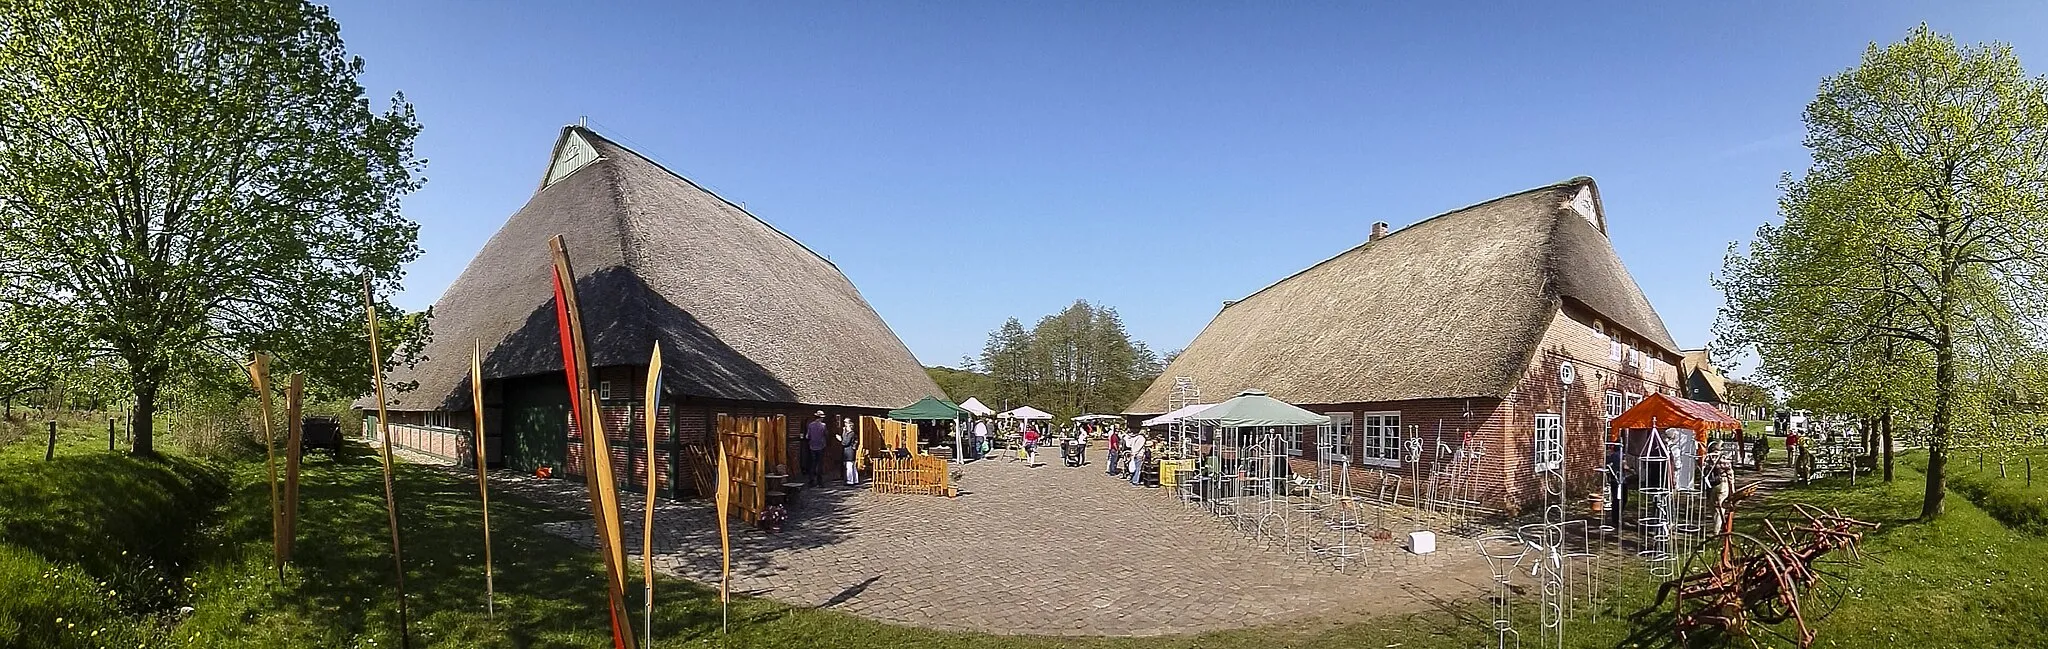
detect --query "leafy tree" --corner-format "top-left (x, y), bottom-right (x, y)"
top-left (976, 301), bottom-right (1160, 419)
top-left (1716, 26), bottom-right (2048, 519)
top-left (0, 0), bottom-right (426, 454)
top-left (925, 365), bottom-right (996, 405)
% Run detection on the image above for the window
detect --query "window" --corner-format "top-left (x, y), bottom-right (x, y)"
top-left (1361, 412), bottom-right (1402, 466)
top-left (1605, 390), bottom-right (1625, 420)
top-left (1285, 426), bottom-right (1303, 456)
top-left (598, 380), bottom-right (613, 400)
top-left (1321, 413), bottom-right (1354, 459)
top-left (1626, 392), bottom-right (1643, 409)
top-left (1534, 414), bottom-right (1563, 472)
top-left (1608, 332), bottom-right (1622, 362)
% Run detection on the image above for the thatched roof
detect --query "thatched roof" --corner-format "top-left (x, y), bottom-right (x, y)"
top-left (372, 125), bottom-right (942, 411)
top-left (1126, 178), bottom-right (1676, 414)
top-left (1680, 349), bottom-right (1727, 402)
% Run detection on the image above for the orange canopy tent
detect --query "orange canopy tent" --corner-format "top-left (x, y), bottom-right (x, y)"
top-left (1608, 392), bottom-right (1743, 443)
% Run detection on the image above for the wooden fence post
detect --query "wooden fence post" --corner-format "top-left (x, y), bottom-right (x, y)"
top-left (109, 417), bottom-right (116, 451)
top-left (46, 420), bottom-right (57, 460)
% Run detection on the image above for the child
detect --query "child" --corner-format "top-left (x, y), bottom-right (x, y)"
top-left (1023, 425), bottom-right (1040, 466)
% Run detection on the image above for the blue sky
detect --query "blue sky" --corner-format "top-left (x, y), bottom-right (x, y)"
top-left (327, 2), bottom-right (2048, 377)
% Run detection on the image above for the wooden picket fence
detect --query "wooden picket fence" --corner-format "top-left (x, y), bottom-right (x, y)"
top-left (857, 416), bottom-right (920, 469)
top-left (870, 454), bottom-right (953, 497)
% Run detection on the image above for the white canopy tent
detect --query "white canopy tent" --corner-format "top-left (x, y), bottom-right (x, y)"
top-left (998, 406), bottom-right (1054, 420)
top-left (1072, 414), bottom-right (1122, 422)
top-left (1142, 403), bottom-right (1216, 427)
top-left (958, 397), bottom-right (995, 417)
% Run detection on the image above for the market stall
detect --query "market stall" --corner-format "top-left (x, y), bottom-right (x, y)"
top-left (889, 396), bottom-right (971, 461)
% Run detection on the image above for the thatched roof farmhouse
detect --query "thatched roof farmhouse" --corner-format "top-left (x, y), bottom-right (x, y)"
top-left (1128, 178), bottom-right (1686, 511)
top-left (367, 125), bottom-right (941, 492)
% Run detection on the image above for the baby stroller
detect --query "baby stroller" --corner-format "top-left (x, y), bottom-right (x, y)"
top-left (1060, 435), bottom-right (1083, 467)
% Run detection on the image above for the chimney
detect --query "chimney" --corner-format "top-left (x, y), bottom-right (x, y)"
top-left (1370, 221), bottom-right (1389, 242)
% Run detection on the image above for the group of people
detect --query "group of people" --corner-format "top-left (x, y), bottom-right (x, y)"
top-left (803, 411), bottom-right (865, 487)
top-left (1102, 428), bottom-right (1153, 486)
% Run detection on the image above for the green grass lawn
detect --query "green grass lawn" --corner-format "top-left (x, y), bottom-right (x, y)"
top-left (4, 412), bottom-right (2046, 648)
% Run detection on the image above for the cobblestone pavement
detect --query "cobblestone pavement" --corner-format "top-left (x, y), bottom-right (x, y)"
top-left (438, 449), bottom-right (1496, 636)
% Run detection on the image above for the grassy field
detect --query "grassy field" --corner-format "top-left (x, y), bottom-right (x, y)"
top-left (3, 412), bottom-right (2045, 648)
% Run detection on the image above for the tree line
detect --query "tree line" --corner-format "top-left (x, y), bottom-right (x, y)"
top-left (927, 300), bottom-right (1165, 421)
top-left (1716, 26), bottom-right (2048, 519)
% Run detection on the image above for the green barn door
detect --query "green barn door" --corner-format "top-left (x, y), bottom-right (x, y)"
top-left (504, 378), bottom-right (569, 475)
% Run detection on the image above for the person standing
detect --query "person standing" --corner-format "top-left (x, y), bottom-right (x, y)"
top-left (1105, 427), bottom-right (1123, 476)
top-left (1707, 445), bottom-right (1734, 532)
top-left (1068, 426), bottom-right (1088, 467)
top-left (1128, 431), bottom-right (1149, 486)
top-left (840, 418), bottom-right (861, 486)
top-left (805, 411), bottom-right (828, 486)
top-left (1753, 434), bottom-right (1771, 470)
top-left (972, 418), bottom-right (990, 460)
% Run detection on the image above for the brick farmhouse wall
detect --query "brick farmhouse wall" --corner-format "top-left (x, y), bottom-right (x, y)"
top-left (1274, 303), bottom-right (1684, 514)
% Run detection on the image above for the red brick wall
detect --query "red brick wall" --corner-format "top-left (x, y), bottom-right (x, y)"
top-left (1272, 305), bottom-right (1686, 514)
top-left (1495, 305), bottom-right (1683, 511)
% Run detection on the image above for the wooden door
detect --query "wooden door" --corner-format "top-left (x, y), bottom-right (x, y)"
top-left (504, 379), bottom-right (568, 475)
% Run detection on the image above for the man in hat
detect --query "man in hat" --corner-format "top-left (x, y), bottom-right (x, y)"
top-left (806, 411), bottom-right (829, 486)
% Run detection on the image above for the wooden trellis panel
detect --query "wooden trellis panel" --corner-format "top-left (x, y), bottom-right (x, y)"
top-left (872, 454), bottom-right (953, 497)
top-left (716, 414), bottom-right (786, 523)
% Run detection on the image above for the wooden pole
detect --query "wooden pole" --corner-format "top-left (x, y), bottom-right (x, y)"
top-left (283, 374), bottom-right (304, 563)
top-left (550, 235), bottom-right (637, 649)
top-left (108, 417), bottom-right (115, 451)
top-left (642, 344), bottom-right (663, 643)
top-left (45, 420), bottom-right (57, 460)
top-left (364, 276), bottom-right (413, 649)
top-left (716, 445), bottom-right (732, 635)
top-left (243, 354), bottom-right (283, 577)
top-left (470, 343), bottom-right (496, 617)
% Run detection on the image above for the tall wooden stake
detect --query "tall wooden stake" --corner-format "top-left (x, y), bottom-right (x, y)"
top-left (364, 276), bottom-right (413, 649)
top-left (642, 344), bottom-right (663, 642)
top-left (549, 234), bottom-right (637, 649)
top-left (716, 445), bottom-right (732, 635)
top-left (243, 353), bottom-right (283, 578)
top-left (284, 373), bottom-right (305, 563)
top-left (471, 343), bottom-right (496, 616)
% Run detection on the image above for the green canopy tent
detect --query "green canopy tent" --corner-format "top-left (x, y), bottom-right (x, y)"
top-left (888, 396), bottom-right (967, 421)
top-left (888, 396), bottom-right (970, 462)
top-left (1183, 390), bottom-right (1330, 491)
top-left (1184, 390), bottom-right (1331, 428)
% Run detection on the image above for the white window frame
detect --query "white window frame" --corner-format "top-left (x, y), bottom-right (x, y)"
top-left (1285, 425), bottom-right (1303, 456)
top-left (1605, 390), bottom-right (1625, 420)
top-left (1322, 412), bottom-right (1354, 460)
top-left (1626, 392), bottom-right (1643, 409)
top-left (598, 380), bottom-right (613, 400)
top-left (1360, 412), bottom-right (1402, 467)
top-left (1534, 413), bottom-right (1563, 472)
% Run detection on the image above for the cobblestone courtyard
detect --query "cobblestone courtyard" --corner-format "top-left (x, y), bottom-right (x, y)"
top-left (477, 449), bottom-right (1495, 636)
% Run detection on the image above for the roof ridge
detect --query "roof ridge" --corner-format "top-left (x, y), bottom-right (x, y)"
top-left (1222, 178), bottom-right (1591, 311)
top-left (569, 125), bottom-right (844, 272)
